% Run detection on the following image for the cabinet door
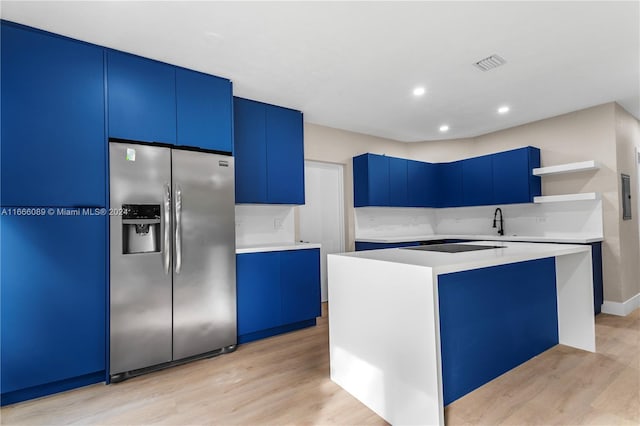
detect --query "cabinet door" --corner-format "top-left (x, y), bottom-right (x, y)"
top-left (266, 105), bottom-right (305, 204)
top-left (236, 252), bottom-right (282, 335)
top-left (1, 214), bottom-right (106, 394)
top-left (233, 98), bottom-right (268, 203)
top-left (368, 154), bottom-right (390, 206)
top-left (492, 147), bottom-right (537, 204)
top-left (107, 50), bottom-right (176, 144)
top-left (176, 68), bottom-right (233, 152)
top-left (438, 161), bottom-right (463, 207)
top-left (389, 157), bottom-right (408, 206)
top-left (1, 24), bottom-right (106, 207)
top-left (462, 156), bottom-right (493, 206)
top-left (280, 250), bottom-right (321, 324)
top-left (408, 160), bottom-right (438, 207)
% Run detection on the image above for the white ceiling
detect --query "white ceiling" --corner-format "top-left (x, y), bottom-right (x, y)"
top-left (2, 1), bottom-right (639, 142)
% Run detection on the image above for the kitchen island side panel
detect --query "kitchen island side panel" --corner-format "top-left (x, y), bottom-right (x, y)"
top-left (437, 257), bottom-right (558, 405)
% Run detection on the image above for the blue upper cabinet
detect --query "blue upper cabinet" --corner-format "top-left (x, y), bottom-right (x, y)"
top-left (176, 68), bottom-right (233, 153)
top-left (1, 214), bottom-right (106, 402)
top-left (389, 157), bottom-right (409, 207)
top-left (353, 153), bottom-right (390, 207)
top-left (354, 148), bottom-right (540, 208)
top-left (1, 23), bottom-right (106, 207)
top-left (493, 147), bottom-right (541, 204)
top-left (234, 97), bottom-right (305, 204)
top-left (462, 155), bottom-right (493, 206)
top-left (266, 105), bottom-right (305, 204)
top-left (408, 160), bottom-right (438, 207)
top-left (438, 161), bottom-right (464, 207)
top-left (107, 50), bottom-right (177, 144)
top-left (234, 98), bottom-right (268, 203)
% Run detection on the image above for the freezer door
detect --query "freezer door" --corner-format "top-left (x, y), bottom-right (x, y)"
top-left (109, 142), bottom-right (173, 374)
top-left (172, 150), bottom-right (237, 359)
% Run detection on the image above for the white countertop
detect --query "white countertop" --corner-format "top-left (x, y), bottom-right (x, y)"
top-left (355, 233), bottom-right (603, 244)
top-left (236, 242), bottom-right (321, 254)
top-left (334, 240), bottom-right (590, 275)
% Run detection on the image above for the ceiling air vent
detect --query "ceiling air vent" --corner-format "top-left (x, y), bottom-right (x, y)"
top-left (473, 54), bottom-right (506, 71)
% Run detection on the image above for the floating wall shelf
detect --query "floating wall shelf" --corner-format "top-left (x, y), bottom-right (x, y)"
top-left (533, 160), bottom-right (599, 176)
top-left (533, 193), bottom-right (601, 203)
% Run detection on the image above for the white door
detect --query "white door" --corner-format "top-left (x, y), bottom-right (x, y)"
top-left (299, 161), bottom-right (345, 302)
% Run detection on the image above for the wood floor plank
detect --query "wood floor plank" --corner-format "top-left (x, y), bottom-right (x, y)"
top-left (2, 307), bottom-right (638, 425)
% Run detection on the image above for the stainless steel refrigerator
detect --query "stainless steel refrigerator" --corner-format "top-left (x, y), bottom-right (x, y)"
top-left (109, 141), bottom-right (236, 381)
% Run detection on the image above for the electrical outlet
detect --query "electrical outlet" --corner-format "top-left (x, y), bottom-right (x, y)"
top-left (536, 217), bottom-right (547, 223)
top-left (274, 218), bottom-right (283, 229)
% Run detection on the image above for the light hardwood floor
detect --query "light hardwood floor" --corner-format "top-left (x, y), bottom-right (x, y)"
top-left (2, 305), bottom-right (638, 425)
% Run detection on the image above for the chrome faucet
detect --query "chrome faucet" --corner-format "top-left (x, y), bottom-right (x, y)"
top-left (493, 208), bottom-right (504, 236)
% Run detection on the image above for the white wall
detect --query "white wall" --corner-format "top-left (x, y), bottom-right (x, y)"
top-left (235, 205), bottom-right (295, 247)
top-left (355, 200), bottom-right (603, 240)
top-left (355, 207), bottom-right (436, 238)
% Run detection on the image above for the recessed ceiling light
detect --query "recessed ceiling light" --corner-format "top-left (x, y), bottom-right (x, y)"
top-left (498, 106), bottom-right (510, 114)
top-left (413, 87), bottom-right (426, 96)
top-left (439, 125), bottom-right (449, 132)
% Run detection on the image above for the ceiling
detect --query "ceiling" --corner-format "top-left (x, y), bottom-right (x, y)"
top-left (2, 1), bottom-right (639, 142)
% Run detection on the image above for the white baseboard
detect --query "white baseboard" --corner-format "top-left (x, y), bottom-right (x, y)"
top-left (601, 293), bottom-right (640, 316)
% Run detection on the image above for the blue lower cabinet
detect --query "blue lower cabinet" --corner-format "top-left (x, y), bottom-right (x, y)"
top-left (237, 249), bottom-right (321, 344)
top-left (355, 241), bottom-right (420, 251)
top-left (281, 250), bottom-right (321, 324)
top-left (438, 258), bottom-right (558, 405)
top-left (1, 214), bottom-right (106, 405)
top-left (236, 252), bottom-right (282, 336)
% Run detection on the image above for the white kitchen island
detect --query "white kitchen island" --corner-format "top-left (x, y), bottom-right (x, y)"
top-left (327, 241), bottom-right (595, 426)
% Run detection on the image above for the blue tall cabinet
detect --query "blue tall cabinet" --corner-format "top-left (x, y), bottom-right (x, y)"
top-left (1, 23), bottom-right (106, 207)
top-left (1, 22), bottom-right (107, 405)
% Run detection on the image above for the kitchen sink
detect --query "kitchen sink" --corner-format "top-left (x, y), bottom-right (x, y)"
top-left (401, 244), bottom-right (503, 253)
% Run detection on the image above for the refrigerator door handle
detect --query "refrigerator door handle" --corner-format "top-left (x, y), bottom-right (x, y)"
top-left (174, 184), bottom-right (183, 274)
top-left (163, 183), bottom-right (172, 274)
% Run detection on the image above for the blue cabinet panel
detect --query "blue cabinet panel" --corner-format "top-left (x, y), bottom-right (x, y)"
top-left (107, 50), bottom-right (176, 144)
top-left (492, 147), bottom-right (540, 204)
top-left (353, 154), bottom-right (390, 207)
top-left (438, 161), bottom-right (463, 207)
top-left (266, 105), bottom-right (305, 204)
top-left (1, 23), bottom-right (106, 207)
top-left (236, 252), bottom-right (282, 335)
top-left (528, 147), bottom-right (542, 199)
top-left (438, 258), bottom-right (558, 405)
top-left (176, 68), bottom-right (233, 152)
top-left (234, 98), bottom-right (305, 205)
top-left (237, 249), bottom-right (320, 343)
top-left (407, 160), bottom-right (437, 207)
top-left (591, 242), bottom-right (603, 314)
top-left (462, 155), bottom-right (493, 206)
top-left (368, 155), bottom-right (390, 206)
top-left (355, 241), bottom-right (421, 251)
top-left (234, 98), bottom-right (268, 203)
top-left (281, 249), bottom-right (321, 324)
top-left (389, 157), bottom-right (408, 207)
top-left (1, 214), bottom-right (106, 395)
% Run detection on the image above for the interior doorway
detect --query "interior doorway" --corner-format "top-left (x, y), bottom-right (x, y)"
top-left (298, 161), bottom-right (345, 302)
